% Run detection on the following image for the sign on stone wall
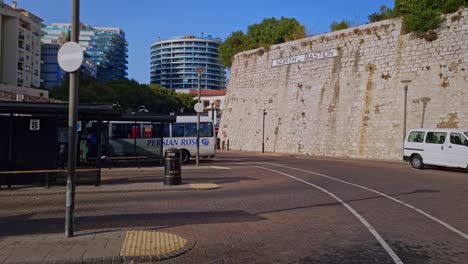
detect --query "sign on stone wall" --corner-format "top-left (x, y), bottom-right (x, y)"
top-left (272, 49), bottom-right (339, 67)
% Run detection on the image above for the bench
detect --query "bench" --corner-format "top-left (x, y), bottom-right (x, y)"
top-left (0, 168), bottom-right (101, 190)
top-left (95, 156), bottom-right (162, 168)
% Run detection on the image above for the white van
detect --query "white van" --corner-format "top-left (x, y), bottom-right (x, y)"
top-left (404, 129), bottom-right (468, 169)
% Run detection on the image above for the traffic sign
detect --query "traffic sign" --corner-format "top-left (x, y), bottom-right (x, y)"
top-left (194, 102), bottom-right (204, 113)
top-left (58, 42), bottom-right (84, 72)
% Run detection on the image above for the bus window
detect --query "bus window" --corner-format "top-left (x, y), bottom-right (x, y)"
top-left (184, 123), bottom-right (197, 137)
top-left (153, 123), bottom-right (170, 137)
top-left (131, 125), bottom-right (139, 138)
top-left (172, 123), bottom-right (185, 137)
top-left (142, 124), bottom-right (153, 138)
top-left (111, 123), bottom-right (138, 139)
top-left (200, 122), bottom-right (213, 137)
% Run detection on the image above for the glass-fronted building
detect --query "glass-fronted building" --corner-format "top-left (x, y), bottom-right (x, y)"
top-left (150, 35), bottom-right (226, 90)
top-left (41, 43), bottom-right (97, 89)
top-left (42, 23), bottom-right (128, 83)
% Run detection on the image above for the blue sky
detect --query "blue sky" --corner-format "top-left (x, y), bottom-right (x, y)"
top-left (17, 0), bottom-right (393, 84)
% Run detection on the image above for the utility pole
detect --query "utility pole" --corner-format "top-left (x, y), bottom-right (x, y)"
top-left (403, 84), bottom-right (408, 145)
top-left (194, 68), bottom-right (205, 166)
top-left (65, 0), bottom-right (80, 238)
top-left (262, 108), bottom-right (266, 153)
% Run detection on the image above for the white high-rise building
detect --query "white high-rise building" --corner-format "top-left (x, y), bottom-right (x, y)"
top-left (0, 1), bottom-right (44, 89)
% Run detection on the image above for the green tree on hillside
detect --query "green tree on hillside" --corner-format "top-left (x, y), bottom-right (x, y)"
top-left (218, 17), bottom-right (306, 67)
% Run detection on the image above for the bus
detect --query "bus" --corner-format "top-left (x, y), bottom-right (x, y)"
top-left (105, 116), bottom-right (215, 163)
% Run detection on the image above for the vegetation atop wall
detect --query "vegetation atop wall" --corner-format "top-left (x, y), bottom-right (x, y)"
top-left (368, 0), bottom-right (467, 40)
top-left (330, 20), bottom-right (351, 32)
top-left (50, 76), bottom-right (196, 114)
top-left (218, 17), bottom-right (306, 67)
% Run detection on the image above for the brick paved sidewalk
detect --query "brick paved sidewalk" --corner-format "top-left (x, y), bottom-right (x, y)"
top-left (0, 230), bottom-right (126, 264)
top-left (0, 165), bottom-right (224, 264)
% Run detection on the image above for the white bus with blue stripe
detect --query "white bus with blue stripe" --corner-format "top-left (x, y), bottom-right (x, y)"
top-left (106, 116), bottom-right (215, 163)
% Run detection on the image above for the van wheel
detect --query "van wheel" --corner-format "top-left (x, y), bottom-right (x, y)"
top-left (181, 150), bottom-right (190, 164)
top-left (410, 155), bottom-right (424, 169)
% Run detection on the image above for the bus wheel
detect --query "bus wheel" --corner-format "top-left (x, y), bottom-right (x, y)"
top-left (181, 150), bottom-right (190, 164)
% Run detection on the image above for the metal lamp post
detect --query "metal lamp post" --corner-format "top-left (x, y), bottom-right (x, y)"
top-left (262, 108), bottom-right (266, 153)
top-left (210, 100), bottom-right (215, 122)
top-left (194, 68), bottom-right (205, 167)
top-left (402, 83), bottom-right (409, 143)
top-left (400, 72), bottom-right (415, 153)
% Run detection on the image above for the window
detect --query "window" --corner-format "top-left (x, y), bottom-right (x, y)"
top-left (450, 133), bottom-right (465, 146)
top-left (184, 123), bottom-right (198, 137)
top-left (172, 123), bottom-right (185, 137)
top-left (141, 124), bottom-right (153, 138)
top-left (425, 132), bottom-right (447, 144)
top-left (171, 122), bottom-right (213, 137)
top-left (153, 123), bottom-right (170, 137)
top-left (200, 122), bottom-right (213, 137)
top-left (111, 123), bottom-right (137, 139)
top-left (408, 131), bottom-right (425, 143)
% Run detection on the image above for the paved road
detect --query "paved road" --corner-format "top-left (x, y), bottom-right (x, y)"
top-left (1, 151), bottom-right (468, 263)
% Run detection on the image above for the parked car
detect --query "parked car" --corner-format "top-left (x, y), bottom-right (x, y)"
top-left (403, 129), bottom-right (468, 169)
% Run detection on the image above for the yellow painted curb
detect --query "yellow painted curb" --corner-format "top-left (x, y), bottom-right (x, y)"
top-left (120, 231), bottom-right (187, 257)
top-left (189, 183), bottom-right (221, 190)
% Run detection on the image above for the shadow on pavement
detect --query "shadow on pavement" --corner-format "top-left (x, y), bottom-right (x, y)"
top-left (257, 189), bottom-right (440, 214)
top-left (0, 210), bottom-right (266, 237)
top-left (100, 176), bottom-right (256, 185)
top-left (422, 166), bottom-right (468, 174)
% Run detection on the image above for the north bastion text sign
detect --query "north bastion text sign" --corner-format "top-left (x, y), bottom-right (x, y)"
top-left (272, 48), bottom-right (339, 67)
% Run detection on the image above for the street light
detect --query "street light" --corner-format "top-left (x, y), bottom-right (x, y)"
top-left (262, 107), bottom-right (267, 153)
top-left (400, 72), bottom-right (415, 151)
top-left (194, 67), bottom-right (205, 167)
top-left (210, 99), bottom-right (215, 122)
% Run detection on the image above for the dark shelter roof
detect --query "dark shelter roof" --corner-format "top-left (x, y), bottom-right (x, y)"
top-left (0, 101), bottom-right (176, 122)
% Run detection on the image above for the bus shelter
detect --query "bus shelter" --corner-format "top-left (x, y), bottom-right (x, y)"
top-left (0, 101), bottom-right (175, 189)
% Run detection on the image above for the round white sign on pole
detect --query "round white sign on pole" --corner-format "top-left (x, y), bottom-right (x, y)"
top-left (194, 102), bottom-right (204, 113)
top-left (58, 42), bottom-right (84, 73)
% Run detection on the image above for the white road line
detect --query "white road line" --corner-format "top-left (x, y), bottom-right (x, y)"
top-left (265, 162), bottom-right (468, 240)
top-left (252, 165), bottom-right (403, 264)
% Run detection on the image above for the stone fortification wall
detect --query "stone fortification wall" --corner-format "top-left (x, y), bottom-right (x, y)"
top-left (219, 10), bottom-right (468, 160)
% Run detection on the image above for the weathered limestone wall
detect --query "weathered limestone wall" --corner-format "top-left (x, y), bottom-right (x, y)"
top-left (219, 10), bottom-right (468, 160)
